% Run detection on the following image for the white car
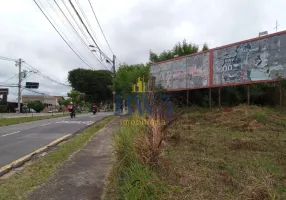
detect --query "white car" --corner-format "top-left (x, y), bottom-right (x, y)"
top-left (48, 109), bottom-right (58, 113)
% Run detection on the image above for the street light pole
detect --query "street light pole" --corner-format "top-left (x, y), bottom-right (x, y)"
top-left (89, 45), bottom-right (117, 114)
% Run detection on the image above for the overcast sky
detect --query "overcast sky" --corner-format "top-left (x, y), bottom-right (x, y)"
top-left (0, 0), bottom-right (285, 101)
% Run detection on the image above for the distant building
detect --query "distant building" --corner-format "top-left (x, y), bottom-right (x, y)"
top-left (21, 95), bottom-right (64, 108)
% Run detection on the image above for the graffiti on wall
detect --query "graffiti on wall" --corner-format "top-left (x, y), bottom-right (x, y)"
top-left (150, 52), bottom-right (209, 90)
top-left (213, 34), bottom-right (286, 85)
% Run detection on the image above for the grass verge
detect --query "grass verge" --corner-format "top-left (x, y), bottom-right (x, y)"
top-left (0, 111), bottom-right (92, 127)
top-left (0, 114), bottom-right (70, 127)
top-left (0, 115), bottom-right (115, 200)
top-left (103, 115), bottom-right (168, 200)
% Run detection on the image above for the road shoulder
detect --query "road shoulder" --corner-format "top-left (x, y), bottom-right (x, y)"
top-left (28, 116), bottom-right (121, 200)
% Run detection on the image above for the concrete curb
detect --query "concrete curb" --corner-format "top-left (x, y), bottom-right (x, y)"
top-left (0, 114), bottom-right (112, 177)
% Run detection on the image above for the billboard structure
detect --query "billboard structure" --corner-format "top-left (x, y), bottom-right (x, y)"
top-left (150, 30), bottom-right (286, 91)
top-left (150, 52), bottom-right (210, 90)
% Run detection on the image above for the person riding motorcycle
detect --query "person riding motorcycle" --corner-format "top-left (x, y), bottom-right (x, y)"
top-left (92, 103), bottom-right (97, 114)
top-left (69, 102), bottom-right (76, 118)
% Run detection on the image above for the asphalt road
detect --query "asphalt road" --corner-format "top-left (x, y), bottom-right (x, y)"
top-left (0, 112), bottom-right (112, 168)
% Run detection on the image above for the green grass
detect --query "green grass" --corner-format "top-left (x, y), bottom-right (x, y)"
top-left (0, 115), bottom-right (115, 200)
top-left (103, 120), bottom-right (168, 200)
top-left (0, 111), bottom-right (93, 127)
top-left (0, 114), bottom-right (69, 127)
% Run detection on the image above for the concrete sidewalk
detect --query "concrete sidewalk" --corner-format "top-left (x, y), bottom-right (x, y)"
top-left (28, 116), bottom-right (120, 200)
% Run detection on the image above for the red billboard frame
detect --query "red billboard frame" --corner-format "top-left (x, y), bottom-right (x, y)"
top-left (151, 30), bottom-right (286, 92)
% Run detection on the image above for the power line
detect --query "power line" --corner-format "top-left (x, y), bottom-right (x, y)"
top-left (61, 0), bottom-right (90, 45)
top-left (42, 0), bottom-right (96, 69)
top-left (88, 0), bottom-right (114, 55)
top-left (33, 0), bottom-right (95, 69)
top-left (0, 56), bottom-right (17, 62)
top-left (74, 0), bottom-right (103, 50)
top-left (69, 0), bottom-right (101, 51)
top-left (53, 0), bottom-right (109, 70)
top-left (0, 73), bottom-right (19, 83)
top-left (23, 62), bottom-right (71, 87)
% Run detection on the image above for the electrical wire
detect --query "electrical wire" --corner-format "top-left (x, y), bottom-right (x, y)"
top-left (23, 62), bottom-right (71, 87)
top-left (0, 74), bottom-right (19, 83)
top-left (61, 0), bottom-right (90, 45)
top-left (42, 0), bottom-right (96, 69)
top-left (33, 0), bottom-right (95, 69)
top-left (69, 0), bottom-right (101, 51)
top-left (74, 0), bottom-right (103, 50)
top-left (0, 56), bottom-right (17, 62)
top-left (88, 0), bottom-right (115, 56)
top-left (53, 0), bottom-right (109, 70)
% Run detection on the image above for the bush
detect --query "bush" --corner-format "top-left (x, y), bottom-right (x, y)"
top-left (110, 118), bottom-right (167, 200)
top-left (0, 105), bottom-right (7, 113)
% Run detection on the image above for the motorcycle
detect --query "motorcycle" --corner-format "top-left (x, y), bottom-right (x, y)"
top-left (70, 110), bottom-right (76, 118)
top-left (92, 107), bottom-right (97, 115)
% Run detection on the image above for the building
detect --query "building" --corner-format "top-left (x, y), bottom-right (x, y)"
top-left (21, 95), bottom-right (64, 108)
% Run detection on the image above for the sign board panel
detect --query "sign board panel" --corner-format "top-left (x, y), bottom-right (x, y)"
top-left (213, 33), bottom-right (286, 85)
top-left (25, 82), bottom-right (39, 89)
top-left (150, 52), bottom-right (210, 90)
top-left (150, 31), bottom-right (286, 91)
top-left (0, 88), bottom-right (9, 95)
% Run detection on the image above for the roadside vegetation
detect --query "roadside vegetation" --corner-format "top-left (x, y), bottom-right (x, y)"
top-left (104, 106), bottom-right (286, 200)
top-left (0, 115), bottom-right (115, 200)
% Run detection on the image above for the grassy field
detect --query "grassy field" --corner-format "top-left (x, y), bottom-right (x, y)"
top-left (0, 115), bottom-right (115, 200)
top-left (104, 106), bottom-right (286, 200)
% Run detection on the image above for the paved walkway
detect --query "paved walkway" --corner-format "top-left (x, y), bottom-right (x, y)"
top-left (28, 117), bottom-right (120, 200)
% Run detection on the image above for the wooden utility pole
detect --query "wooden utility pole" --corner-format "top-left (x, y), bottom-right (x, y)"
top-left (218, 87), bottom-right (221, 107)
top-left (187, 90), bottom-right (189, 107)
top-left (247, 85), bottom-right (250, 105)
top-left (279, 83), bottom-right (282, 107)
top-left (209, 88), bottom-right (212, 109)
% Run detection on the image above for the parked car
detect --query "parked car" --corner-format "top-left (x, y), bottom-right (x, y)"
top-left (48, 109), bottom-right (58, 113)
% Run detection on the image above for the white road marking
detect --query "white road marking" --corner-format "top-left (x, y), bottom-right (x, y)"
top-left (55, 121), bottom-right (94, 125)
top-left (41, 123), bottom-right (51, 127)
top-left (1, 131), bottom-right (20, 137)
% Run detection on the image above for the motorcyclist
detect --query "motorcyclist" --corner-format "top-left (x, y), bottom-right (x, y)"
top-left (69, 102), bottom-right (76, 117)
top-left (92, 103), bottom-right (97, 114)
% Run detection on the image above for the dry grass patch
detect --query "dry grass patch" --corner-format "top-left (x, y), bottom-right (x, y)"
top-left (160, 105), bottom-right (286, 200)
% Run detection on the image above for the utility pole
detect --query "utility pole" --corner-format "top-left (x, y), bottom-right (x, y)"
top-left (274, 20), bottom-right (279, 32)
top-left (112, 55), bottom-right (116, 114)
top-left (16, 58), bottom-right (23, 114)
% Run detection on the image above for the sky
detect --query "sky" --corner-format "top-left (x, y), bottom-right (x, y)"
top-left (0, 0), bottom-right (285, 102)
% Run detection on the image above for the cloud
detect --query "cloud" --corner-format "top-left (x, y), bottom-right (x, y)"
top-left (0, 0), bottom-right (286, 102)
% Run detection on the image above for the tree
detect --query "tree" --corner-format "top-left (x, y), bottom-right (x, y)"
top-left (112, 63), bottom-right (150, 94)
top-left (67, 90), bottom-right (83, 106)
top-left (58, 98), bottom-right (72, 108)
top-left (27, 101), bottom-right (45, 113)
top-left (149, 39), bottom-right (202, 62)
top-left (202, 43), bottom-right (209, 51)
top-left (68, 69), bottom-right (113, 103)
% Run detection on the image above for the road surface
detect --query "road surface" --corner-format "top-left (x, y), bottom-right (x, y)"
top-left (0, 112), bottom-right (112, 168)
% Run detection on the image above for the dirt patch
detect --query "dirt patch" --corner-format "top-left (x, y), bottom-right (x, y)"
top-left (228, 139), bottom-right (261, 151)
top-left (247, 187), bottom-right (270, 200)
